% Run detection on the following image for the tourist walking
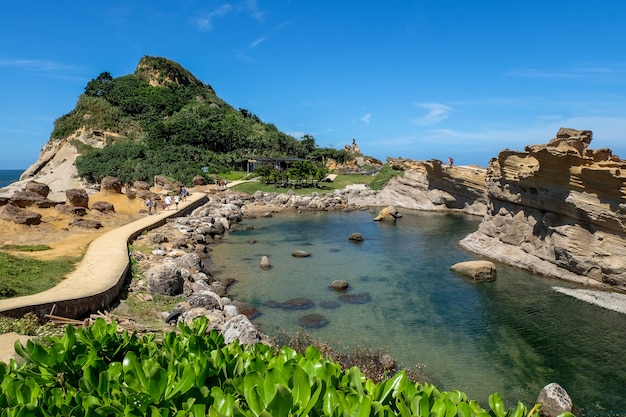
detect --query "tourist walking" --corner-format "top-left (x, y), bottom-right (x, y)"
top-left (181, 188), bottom-right (188, 201)
top-left (145, 198), bottom-right (153, 215)
top-left (174, 194), bottom-right (180, 210)
top-left (165, 195), bottom-right (172, 210)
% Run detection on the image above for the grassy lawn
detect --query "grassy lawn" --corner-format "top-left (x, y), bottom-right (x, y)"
top-left (0, 252), bottom-right (80, 299)
top-left (230, 174), bottom-right (374, 195)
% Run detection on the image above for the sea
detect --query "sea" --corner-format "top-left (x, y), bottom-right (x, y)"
top-left (210, 209), bottom-right (626, 417)
top-left (0, 169), bottom-right (23, 189)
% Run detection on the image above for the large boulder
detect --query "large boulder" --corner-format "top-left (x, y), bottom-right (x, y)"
top-left (100, 176), bottom-right (123, 194)
top-left (193, 175), bottom-right (206, 186)
top-left (9, 190), bottom-right (57, 208)
top-left (146, 263), bottom-right (184, 296)
top-left (91, 201), bottom-right (115, 212)
top-left (0, 204), bottom-right (42, 225)
top-left (24, 181), bottom-right (50, 197)
top-left (450, 260), bottom-right (497, 282)
top-left (133, 180), bottom-right (151, 191)
top-left (68, 218), bottom-right (102, 229)
top-left (536, 383), bottom-right (573, 417)
top-left (66, 188), bottom-right (89, 208)
top-left (221, 314), bottom-right (264, 345)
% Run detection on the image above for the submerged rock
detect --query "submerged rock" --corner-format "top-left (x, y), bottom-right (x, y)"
top-left (338, 292), bottom-right (372, 304)
top-left (298, 313), bottom-right (329, 329)
top-left (281, 297), bottom-right (314, 310)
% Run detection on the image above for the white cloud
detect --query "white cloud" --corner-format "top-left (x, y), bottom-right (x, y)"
top-left (361, 113), bottom-right (371, 125)
top-left (193, 4), bottom-right (233, 31)
top-left (411, 103), bottom-right (452, 126)
top-left (0, 59), bottom-right (75, 71)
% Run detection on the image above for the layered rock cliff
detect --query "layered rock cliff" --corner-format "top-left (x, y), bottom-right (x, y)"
top-left (0, 129), bottom-right (116, 200)
top-left (381, 158), bottom-right (487, 215)
top-left (459, 128), bottom-right (626, 290)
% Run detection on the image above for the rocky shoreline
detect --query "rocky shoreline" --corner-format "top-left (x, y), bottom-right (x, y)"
top-left (125, 187), bottom-right (394, 345)
top-left (127, 183), bottom-right (626, 353)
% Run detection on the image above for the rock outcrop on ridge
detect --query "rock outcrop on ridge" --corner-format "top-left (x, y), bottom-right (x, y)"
top-left (460, 128), bottom-right (626, 290)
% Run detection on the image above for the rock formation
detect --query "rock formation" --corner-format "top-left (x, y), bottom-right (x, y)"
top-left (383, 158), bottom-right (487, 215)
top-left (373, 205), bottom-right (401, 221)
top-left (450, 260), bottom-right (497, 282)
top-left (460, 128), bottom-right (626, 290)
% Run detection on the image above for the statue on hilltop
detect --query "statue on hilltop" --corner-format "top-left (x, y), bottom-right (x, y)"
top-left (345, 138), bottom-right (361, 155)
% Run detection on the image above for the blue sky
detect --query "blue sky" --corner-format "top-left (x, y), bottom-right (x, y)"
top-left (1, 1), bottom-right (626, 170)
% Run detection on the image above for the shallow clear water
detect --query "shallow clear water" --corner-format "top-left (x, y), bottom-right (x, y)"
top-left (210, 209), bottom-right (626, 416)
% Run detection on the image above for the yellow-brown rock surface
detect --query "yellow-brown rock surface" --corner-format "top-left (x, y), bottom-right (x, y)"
top-left (460, 128), bottom-right (626, 289)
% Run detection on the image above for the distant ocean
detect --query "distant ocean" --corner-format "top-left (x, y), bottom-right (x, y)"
top-left (0, 169), bottom-right (24, 189)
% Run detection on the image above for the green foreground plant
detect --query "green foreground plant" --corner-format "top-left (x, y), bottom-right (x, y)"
top-left (0, 317), bottom-right (571, 417)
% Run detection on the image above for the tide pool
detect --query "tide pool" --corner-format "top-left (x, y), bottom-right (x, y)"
top-left (210, 208), bottom-right (626, 416)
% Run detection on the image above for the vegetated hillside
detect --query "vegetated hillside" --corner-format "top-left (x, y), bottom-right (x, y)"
top-left (51, 56), bottom-right (351, 186)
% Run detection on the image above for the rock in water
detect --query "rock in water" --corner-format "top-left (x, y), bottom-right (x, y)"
top-left (373, 205), bottom-right (401, 221)
top-left (348, 232), bottom-right (364, 242)
top-left (260, 255), bottom-right (271, 269)
top-left (536, 383), bottom-right (573, 417)
top-left (450, 260), bottom-right (496, 282)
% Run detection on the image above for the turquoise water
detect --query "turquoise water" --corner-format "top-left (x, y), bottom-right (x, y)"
top-left (0, 169), bottom-right (23, 188)
top-left (210, 209), bottom-right (626, 416)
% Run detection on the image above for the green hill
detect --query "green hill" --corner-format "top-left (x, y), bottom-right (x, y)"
top-left (50, 56), bottom-right (351, 186)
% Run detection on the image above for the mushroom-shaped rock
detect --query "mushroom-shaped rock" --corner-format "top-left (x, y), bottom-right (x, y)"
top-left (0, 204), bottom-right (42, 225)
top-left (24, 181), bottom-right (50, 197)
top-left (193, 175), bottom-right (206, 186)
top-left (68, 218), bottom-right (102, 229)
top-left (373, 205), bottom-right (401, 221)
top-left (291, 250), bottom-right (311, 258)
top-left (348, 232), bottom-right (364, 242)
top-left (133, 180), bottom-right (151, 191)
top-left (260, 255), bottom-right (271, 270)
top-left (10, 191), bottom-right (57, 208)
top-left (91, 201), bottom-right (115, 212)
top-left (450, 260), bottom-right (496, 282)
top-left (331, 280), bottom-right (349, 291)
top-left (66, 188), bottom-right (89, 208)
top-left (536, 383), bottom-right (573, 417)
top-left (101, 176), bottom-right (123, 193)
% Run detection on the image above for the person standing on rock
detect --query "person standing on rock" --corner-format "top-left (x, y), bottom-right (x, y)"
top-left (146, 198), bottom-right (153, 215)
top-left (165, 195), bottom-right (172, 210)
top-left (174, 194), bottom-right (180, 210)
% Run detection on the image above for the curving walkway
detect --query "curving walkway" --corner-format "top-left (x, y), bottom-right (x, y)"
top-left (0, 192), bottom-right (209, 319)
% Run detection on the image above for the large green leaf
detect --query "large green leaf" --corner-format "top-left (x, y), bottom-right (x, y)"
top-left (266, 384), bottom-right (293, 417)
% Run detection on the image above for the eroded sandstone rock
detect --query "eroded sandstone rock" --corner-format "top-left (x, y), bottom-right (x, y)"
top-left (0, 204), bottom-right (42, 225)
top-left (450, 260), bottom-right (496, 282)
top-left (66, 188), bottom-right (89, 208)
top-left (373, 205), bottom-right (401, 221)
top-left (460, 128), bottom-right (626, 290)
top-left (100, 176), bottom-right (122, 194)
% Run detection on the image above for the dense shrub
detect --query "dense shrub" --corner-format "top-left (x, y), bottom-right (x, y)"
top-left (0, 317), bottom-right (556, 417)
